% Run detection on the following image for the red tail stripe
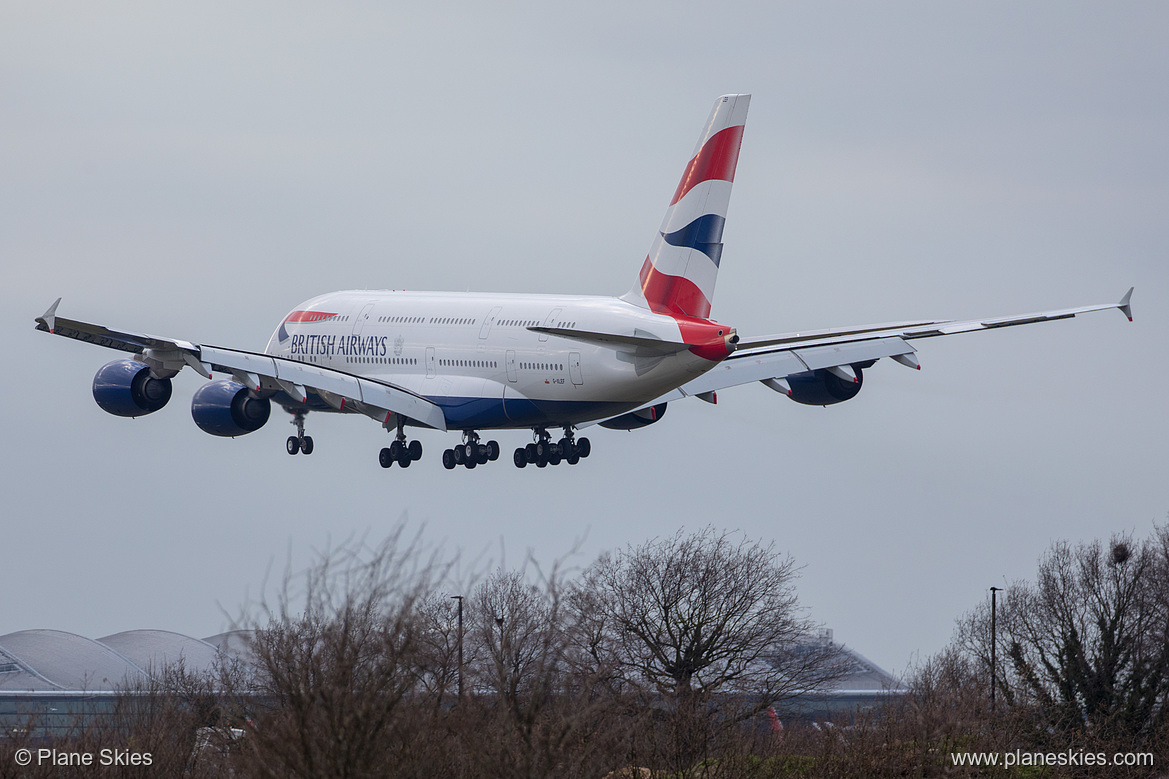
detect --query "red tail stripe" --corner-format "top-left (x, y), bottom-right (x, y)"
top-left (639, 258), bottom-right (712, 319)
top-left (670, 125), bottom-right (745, 206)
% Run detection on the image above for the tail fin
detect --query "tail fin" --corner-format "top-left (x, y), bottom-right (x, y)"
top-left (622, 94), bottom-right (750, 319)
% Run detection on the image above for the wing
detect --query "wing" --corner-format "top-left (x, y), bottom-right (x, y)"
top-left (598, 288), bottom-right (1135, 415)
top-left (34, 299), bottom-right (448, 431)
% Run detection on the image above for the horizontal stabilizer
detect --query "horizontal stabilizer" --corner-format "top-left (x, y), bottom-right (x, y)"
top-left (528, 326), bottom-right (694, 354)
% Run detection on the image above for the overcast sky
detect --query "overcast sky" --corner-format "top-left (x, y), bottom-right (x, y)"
top-left (2, 1), bottom-right (1166, 674)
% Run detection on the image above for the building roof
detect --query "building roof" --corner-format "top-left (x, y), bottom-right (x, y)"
top-left (0, 630), bottom-right (251, 693)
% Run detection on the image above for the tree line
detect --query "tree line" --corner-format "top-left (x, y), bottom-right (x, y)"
top-left (2, 523), bottom-right (1167, 777)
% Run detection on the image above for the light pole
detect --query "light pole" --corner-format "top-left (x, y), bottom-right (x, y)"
top-left (450, 595), bottom-right (464, 700)
top-left (990, 586), bottom-right (1002, 712)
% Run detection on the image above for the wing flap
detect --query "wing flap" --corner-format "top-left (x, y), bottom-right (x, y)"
top-left (201, 345), bottom-right (448, 431)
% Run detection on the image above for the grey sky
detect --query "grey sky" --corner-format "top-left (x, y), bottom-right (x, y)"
top-left (2, 1), bottom-right (1166, 674)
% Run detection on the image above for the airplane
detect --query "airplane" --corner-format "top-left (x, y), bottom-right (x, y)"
top-left (35, 94), bottom-right (1134, 472)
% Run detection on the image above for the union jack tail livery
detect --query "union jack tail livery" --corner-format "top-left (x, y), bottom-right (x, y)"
top-left (624, 93), bottom-right (750, 319)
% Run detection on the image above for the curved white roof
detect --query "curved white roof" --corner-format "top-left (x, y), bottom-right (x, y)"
top-left (0, 630), bottom-right (147, 691)
top-left (0, 629), bottom-right (254, 693)
top-left (98, 630), bottom-right (222, 676)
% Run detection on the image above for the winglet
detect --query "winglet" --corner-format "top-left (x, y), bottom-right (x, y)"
top-left (36, 298), bottom-right (62, 334)
top-left (1118, 287), bottom-right (1134, 322)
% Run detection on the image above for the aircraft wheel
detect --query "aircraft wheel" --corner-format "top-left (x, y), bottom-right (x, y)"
top-left (577, 437), bottom-right (591, 458)
top-left (513, 448), bottom-right (527, 468)
top-left (476, 445), bottom-right (490, 465)
top-left (525, 443), bottom-right (538, 463)
top-left (300, 436), bottom-right (314, 455)
top-left (536, 453), bottom-right (548, 468)
top-left (548, 446), bottom-right (562, 466)
top-left (453, 445), bottom-right (465, 465)
top-left (408, 440), bottom-right (423, 461)
top-left (566, 450), bottom-right (580, 465)
top-left (379, 447), bottom-right (394, 468)
top-left (398, 452), bottom-right (411, 468)
top-left (442, 449), bottom-right (456, 469)
top-left (465, 456), bottom-right (477, 469)
top-left (487, 440), bottom-right (500, 461)
top-left (463, 442), bottom-right (477, 462)
top-left (286, 436), bottom-right (300, 455)
top-left (389, 440), bottom-right (403, 459)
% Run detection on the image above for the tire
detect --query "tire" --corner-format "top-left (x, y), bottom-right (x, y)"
top-left (548, 446), bottom-right (562, 466)
top-left (487, 440), bottom-right (500, 461)
top-left (566, 450), bottom-right (580, 465)
top-left (513, 448), bottom-right (527, 468)
top-left (577, 437), bottom-right (591, 458)
top-left (536, 456), bottom-right (547, 468)
top-left (300, 436), bottom-right (314, 455)
top-left (408, 440), bottom-right (422, 461)
top-left (442, 449), bottom-right (456, 469)
top-left (464, 442), bottom-right (477, 462)
top-left (286, 436), bottom-right (300, 455)
top-left (535, 440), bottom-right (547, 459)
top-left (453, 445), bottom-right (465, 465)
top-left (389, 440), bottom-right (403, 459)
top-left (379, 447), bottom-right (393, 468)
top-left (398, 452), bottom-right (411, 468)
top-left (525, 443), bottom-right (538, 463)
top-left (465, 457), bottom-right (476, 469)
top-left (476, 444), bottom-right (489, 465)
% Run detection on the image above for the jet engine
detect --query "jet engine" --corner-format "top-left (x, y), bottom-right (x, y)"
top-left (191, 380), bottom-right (272, 437)
top-left (92, 359), bottom-right (173, 418)
top-left (786, 366), bottom-right (864, 406)
top-left (599, 402), bottom-right (667, 430)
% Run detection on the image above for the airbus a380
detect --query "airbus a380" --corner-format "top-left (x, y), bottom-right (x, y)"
top-left (36, 94), bottom-right (1133, 471)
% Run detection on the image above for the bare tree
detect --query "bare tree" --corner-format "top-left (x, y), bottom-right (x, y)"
top-left (580, 527), bottom-right (846, 718)
top-left (952, 524), bottom-right (1169, 747)
top-left (226, 528), bottom-right (447, 779)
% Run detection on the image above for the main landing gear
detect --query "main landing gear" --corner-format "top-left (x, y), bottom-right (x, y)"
top-left (442, 431), bottom-right (500, 470)
top-left (513, 427), bottom-right (590, 468)
top-left (286, 410), bottom-right (314, 455)
top-left (380, 417), bottom-right (423, 468)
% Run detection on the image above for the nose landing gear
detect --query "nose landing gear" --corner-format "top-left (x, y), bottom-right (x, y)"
top-left (513, 427), bottom-right (589, 468)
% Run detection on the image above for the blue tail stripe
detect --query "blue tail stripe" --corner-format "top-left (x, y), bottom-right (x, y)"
top-left (661, 213), bottom-right (726, 267)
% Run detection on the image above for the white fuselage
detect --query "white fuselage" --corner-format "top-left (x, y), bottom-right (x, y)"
top-left (264, 290), bottom-right (726, 431)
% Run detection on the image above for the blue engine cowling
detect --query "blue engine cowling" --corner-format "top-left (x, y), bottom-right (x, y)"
top-left (599, 402), bottom-right (667, 430)
top-left (92, 359), bottom-right (173, 418)
top-left (787, 367), bottom-right (863, 406)
top-left (191, 380), bottom-right (272, 437)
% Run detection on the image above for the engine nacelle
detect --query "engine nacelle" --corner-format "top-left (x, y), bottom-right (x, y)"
top-left (92, 359), bottom-right (173, 418)
top-left (599, 402), bottom-right (667, 430)
top-left (191, 380), bottom-right (272, 437)
top-left (787, 367), bottom-right (864, 406)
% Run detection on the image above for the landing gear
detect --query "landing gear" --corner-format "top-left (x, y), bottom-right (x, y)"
top-left (379, 416), bottom-right (423, 468)
top-left (444, 431), bottom-right (499, 470)
top-left (514, 427), bottom-right (590, 468)
top-left (286, 411), bottom-right (314, 455)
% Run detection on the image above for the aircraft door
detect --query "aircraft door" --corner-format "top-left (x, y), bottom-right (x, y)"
top-left (479, 306), bottom-right (502, 339)
top-left (506, 350), bottom-right (518, 382)
top-left (425, 347), bottom-right (436, 378)
top-left (538, 308), bottom-right (563, 342)
top-left (352, 302), bottom-right (375, 335)
top-left (569, 352), bottom-right (583, 385)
